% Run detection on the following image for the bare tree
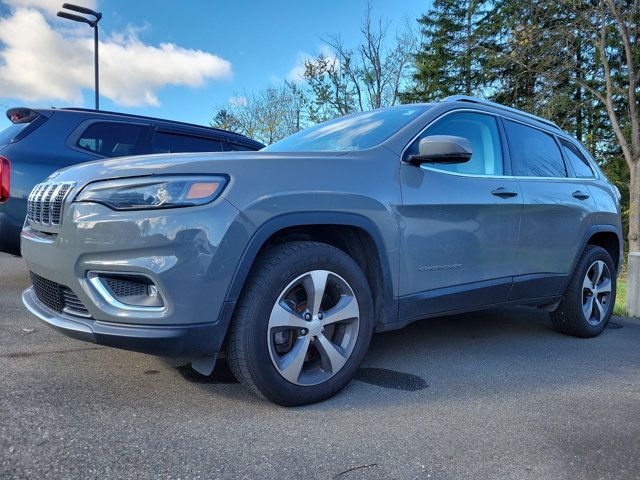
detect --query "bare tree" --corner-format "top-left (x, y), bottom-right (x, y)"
top-left (303, 1), bottom-right (417, 121)
top-left (212, 82), bottom-right (304, 145)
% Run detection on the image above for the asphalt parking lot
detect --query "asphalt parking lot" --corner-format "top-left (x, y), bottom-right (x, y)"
top-left (1, 252), bottom-right (640, 479)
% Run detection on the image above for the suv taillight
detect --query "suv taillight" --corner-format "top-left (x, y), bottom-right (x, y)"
top-left (0, 156), bottom-right (10, 203)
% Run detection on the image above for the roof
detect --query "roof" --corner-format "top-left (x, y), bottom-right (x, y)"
top-left (443, 95), bottom-right (561, 130)
top-left (8, 106), bottom-right (263, 147)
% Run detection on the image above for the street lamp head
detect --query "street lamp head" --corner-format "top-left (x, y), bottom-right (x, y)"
top-left (61, 3), bottom-right (102, 21)
top-left (56, 11), bottom-right (96, 27)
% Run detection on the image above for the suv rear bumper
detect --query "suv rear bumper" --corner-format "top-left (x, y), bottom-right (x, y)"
top-left (22, 286), bottom-right (231, 358)
top-left (0, 212), bottom-right (22, 255)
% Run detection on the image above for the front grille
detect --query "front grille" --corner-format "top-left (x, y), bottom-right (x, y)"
top-left (27, 182), bottom-right (75, 226)
top-left (30, 272), bottom-right (91, 318)
top-left (104, 277), bottom-right (148, 297)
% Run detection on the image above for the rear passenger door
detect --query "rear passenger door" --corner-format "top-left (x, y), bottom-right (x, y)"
top-left (505, 119), bottom-right (597, 299)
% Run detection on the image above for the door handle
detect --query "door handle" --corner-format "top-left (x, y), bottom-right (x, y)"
top-left (572, 190), bottom-right (590, 200)
top-left (491, 187), bottom-right (518, 198)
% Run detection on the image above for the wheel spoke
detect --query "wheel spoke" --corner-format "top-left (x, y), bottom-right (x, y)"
top-left (583, 274), bottom-right (594, 292)
top-left (594, 297), bottom-right (605, 321)
top-left (583, 295), bottom-right (594, 319)
top-left (302, 270), bottom-right (329, 317)
top-left (277, 335), bottom-right (311, 383)
top-left (315, 333), bottom-right (348, 374)
top-left (322, 295), bottom-right (359, 326)
top-left (269, 302), bottom-right (308, 330)
top-left (596, 277), bottom-right (612, 294)
top-left (591, 261), bottom-right (604, 286)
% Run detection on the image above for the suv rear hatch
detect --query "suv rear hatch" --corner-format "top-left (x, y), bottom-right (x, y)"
top-left (0, 108), bottom-right (51, 152)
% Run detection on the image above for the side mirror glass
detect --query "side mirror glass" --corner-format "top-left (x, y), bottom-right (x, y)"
top-left (408, 135), bottom-right (472, 166)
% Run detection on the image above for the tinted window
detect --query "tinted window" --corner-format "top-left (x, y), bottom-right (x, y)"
top-left (151, 132), bottom-right (223, 154)
top-left (0, 123), bottom-right (29, 147)
top-left (505, 120), bottom-right (566, 177)
top-left (407, 112), bottom-right (504, 176)
top-left (561, 139), bottom-right (595, 178)
top-left (222, 142), bottom-right (254, 152)
top-left (263, 105), bottom-right (429, 152)
top-left (77, 122), bottom-right (145, 157)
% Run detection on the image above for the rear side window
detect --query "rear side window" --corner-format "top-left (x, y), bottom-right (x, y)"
top-left (0, 123), bottom-right (29, 147)
top-left (151, 132), bottom-right (223, 154)
top-left (223, 142), bottom-right (254, 152)
top-left (560, 139), bottom-right (595, 178)
top-left (505, 120), bottom-right (567, 177)
top-left (77, 122), bottom-right (146, 157)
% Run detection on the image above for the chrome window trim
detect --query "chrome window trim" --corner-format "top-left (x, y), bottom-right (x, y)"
top-left (401, 107), bottom-right (601, 181)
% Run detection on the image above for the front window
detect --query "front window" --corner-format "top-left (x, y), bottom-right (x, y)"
top-left (406, 111), bottom-right (504, 176)
top-left (263, 105), bottom-right (429, 152)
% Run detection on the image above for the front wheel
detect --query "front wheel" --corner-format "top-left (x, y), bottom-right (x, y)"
top-left (226, 241), bottom-right (374, 406)
top-left (550, 245), bottom-right (616, 338)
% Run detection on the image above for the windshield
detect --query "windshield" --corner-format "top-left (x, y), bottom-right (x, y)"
top-left (264, 105), bottom-right (429, 152)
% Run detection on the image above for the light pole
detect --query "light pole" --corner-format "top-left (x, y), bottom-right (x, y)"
top-left (57, 3), bottom-right (103, 110)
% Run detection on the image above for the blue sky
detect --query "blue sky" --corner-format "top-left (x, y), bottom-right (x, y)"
top-left (0, 0), bottom-right (428, 130)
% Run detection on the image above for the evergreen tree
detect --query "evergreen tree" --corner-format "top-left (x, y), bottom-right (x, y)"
top-left (401, 0), bottom-right (491, 102)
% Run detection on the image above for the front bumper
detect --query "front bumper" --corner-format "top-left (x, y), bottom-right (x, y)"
top-left (22, 286), bottom-right (232, 357)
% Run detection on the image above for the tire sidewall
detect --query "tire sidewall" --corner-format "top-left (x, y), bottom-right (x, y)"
top-left (242, 245), bottom-right (374, 406)
top-left (568, 246), bottom-right (617, 335)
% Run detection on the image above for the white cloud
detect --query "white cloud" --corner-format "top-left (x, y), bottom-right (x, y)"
top-left (3, 0), bottom-right (96, 16)
top-left (0, 5), bottom-right (232, 107)
top-left (287, 45), bottom-right (338, 81)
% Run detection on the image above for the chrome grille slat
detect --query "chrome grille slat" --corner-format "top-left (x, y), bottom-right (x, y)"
top-left (26, 182), bottom-right (75, 227)
top-left (42, 184), bottom-right (56, 225)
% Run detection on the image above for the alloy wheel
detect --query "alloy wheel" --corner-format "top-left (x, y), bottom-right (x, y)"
top-left (267, 270), bottom-right (360, 386)
top-left (582, 260), bottom-right (612, 326)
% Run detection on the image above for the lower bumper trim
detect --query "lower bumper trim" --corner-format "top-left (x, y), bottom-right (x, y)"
top-left (22, 287), bottom-right (222, 358)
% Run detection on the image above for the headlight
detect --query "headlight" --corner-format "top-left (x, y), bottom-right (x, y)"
top-left (75, 176), bottom-right (228, 211)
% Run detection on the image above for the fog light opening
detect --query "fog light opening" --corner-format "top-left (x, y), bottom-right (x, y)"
top-left (87, 272), bottom-right (165, 311)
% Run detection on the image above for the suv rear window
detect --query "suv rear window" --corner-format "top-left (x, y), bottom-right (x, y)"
top-left (77, 122), bottom-right (146, 157)
top-left (0, 123), bottom-right (30, 147)
top-left (560, 139), bottom-right (595, 178)
top-left (505, 120), bottom-right (567, 178)
top-left (151, 132), bottom-right (223, 154)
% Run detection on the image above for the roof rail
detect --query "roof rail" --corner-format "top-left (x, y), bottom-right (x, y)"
top-left (444, 95), bottom-right (560, 129)
top-left (55, 107), bottom-right (258, 141)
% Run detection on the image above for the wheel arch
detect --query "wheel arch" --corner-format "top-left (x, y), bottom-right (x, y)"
top-left (566, 225), bottom-right (623, 288)
top-left (224, 212), bottom-right (397, 331)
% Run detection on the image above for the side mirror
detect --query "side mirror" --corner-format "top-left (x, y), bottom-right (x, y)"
top-left (408, 135), bottom-right (472, 166)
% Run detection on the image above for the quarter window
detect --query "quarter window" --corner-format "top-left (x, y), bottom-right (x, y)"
top-left (407, 112), bottom-right (504, 176)
top-left (77, 122), bottom-right (146, 157)
top-left (560, 139), bottom-right (595, 178)
top-left (151, 132), bottom-right (223, 154)
top-left (504, 120), bottom-right (567, 177)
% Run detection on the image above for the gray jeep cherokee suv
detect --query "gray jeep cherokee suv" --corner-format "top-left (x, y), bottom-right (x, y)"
top-left (21, 96), bottom-right (622, 405)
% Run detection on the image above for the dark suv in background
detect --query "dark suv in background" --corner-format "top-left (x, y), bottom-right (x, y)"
top-left (0, 107), bottom-right (263, 255)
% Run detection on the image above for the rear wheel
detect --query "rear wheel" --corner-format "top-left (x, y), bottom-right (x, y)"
top-left (226, 241), bottom-right (374, 406)
top-left (550, 245), bottom-right (616, 338)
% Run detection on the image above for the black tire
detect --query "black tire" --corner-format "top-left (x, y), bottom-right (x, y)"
top-left (550, 245), bottom-right (616, 338)
top-left (225, 241), bottom-right (374, 406)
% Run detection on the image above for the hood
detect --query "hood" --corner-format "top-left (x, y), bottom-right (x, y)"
top-left (47, 150), bottom-right (350, 186)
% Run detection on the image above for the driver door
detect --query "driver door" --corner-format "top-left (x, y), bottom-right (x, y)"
top-left (398, 111), bottom-right (522, 318)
